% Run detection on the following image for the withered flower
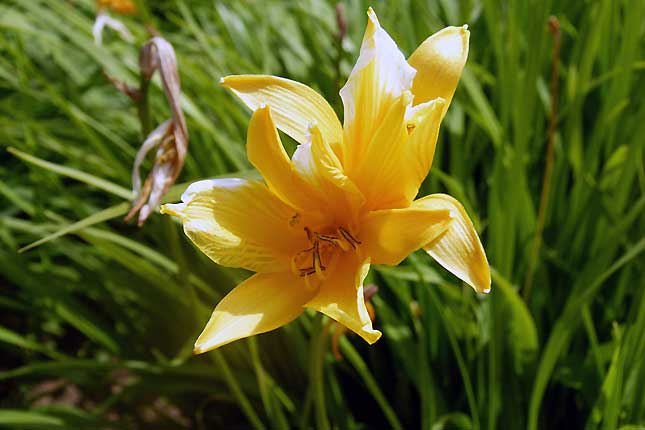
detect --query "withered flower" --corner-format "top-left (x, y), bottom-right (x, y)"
top-left (126, 37), bottom-right (188, 225)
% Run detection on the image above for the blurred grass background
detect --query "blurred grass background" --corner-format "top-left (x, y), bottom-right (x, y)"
top-left (1, 0), bottom-right (644, 429)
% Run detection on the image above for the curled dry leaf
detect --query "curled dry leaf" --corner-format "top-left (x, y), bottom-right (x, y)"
top-left (126, 37), bottom-right (189, 225)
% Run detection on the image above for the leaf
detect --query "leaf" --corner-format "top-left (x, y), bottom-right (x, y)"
top-left (18, 202), bottom-right (129, 253)
top-left (7, 147), bottom-right (132, 199)
top-left (491, 269), bottom-right (538, 373)
top-left (0, 410), bottom-right (66, 430)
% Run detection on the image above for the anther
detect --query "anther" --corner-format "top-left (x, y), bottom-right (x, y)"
top-left (338, 227), bottom-right (361, 249)
top-left (313, 242), bottom-right (326, 280)
top-left (317, 234), bottom-right (342, 247)
top-left (300, 268), bottom-right (316, 277)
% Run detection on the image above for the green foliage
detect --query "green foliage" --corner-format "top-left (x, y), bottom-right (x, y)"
top-left (1, 0), bottom-right (644, 428)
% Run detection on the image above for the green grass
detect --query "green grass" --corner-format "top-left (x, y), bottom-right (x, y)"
top-left (1, 0), bottom-right (644, 428)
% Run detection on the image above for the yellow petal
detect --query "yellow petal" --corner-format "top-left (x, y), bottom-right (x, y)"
top-left (292, 124), bottom-right (364, 221)
top-left (221, 75), bottom-right (342, 148)
top-left (401, 97), bottom-right (446, 202)
top-left (306, 255), bottom-right (381, 344)
top-left (360, 196), bottom-right (453, 265)
top-left (194, 271), bottom-right (315, 353)
top-left (422, 194), bottom-right (491, 293)
top-left (347, 91), bottom-right (410, 210)
top-left (246, 105), bottom-right (321, 212)
top-left (347, 90), bottom-right (445, 210)
top-left (408, 25), bottom-right (470, 115)
top-left (161, 179), bottom-right (305, 273)
top-left (340, 7), bottom-right (416, 172)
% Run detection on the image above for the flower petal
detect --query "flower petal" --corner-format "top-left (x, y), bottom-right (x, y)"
top-left (246, 105), bottom-right (321, 212)
top-left (360, 196), bottom-right (453, 265)
top-left (340, 7), bottom-right (416, 172)
top-left (306, 255), bottom-right (381, 344)
top-left (292, 125), bottom-right (364, 222)
top-left (347, 90), bottom-right (445, 210)
top-left (194, 271), bottom-right (315, 353)
top-left (408, 26), bottom-right (469, 114)
top-left (221, 75), bottom-right (343, 147)
top-left (400, 97), bottom-right (446, 202)
top-left (422, 194), bottom-right (490, 293)
top-left (161, 178), bottom-right (305, 273)
top-left (346, 91), bottom-right (411, 210)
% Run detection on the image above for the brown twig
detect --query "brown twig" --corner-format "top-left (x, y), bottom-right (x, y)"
top-left (103, 71), bottom-right (141, 101)
top-left (523, 16), bottom-right (561, 300)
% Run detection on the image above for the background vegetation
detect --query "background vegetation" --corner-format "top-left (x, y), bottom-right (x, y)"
top-left (1, 0), bottom-right (644, 429)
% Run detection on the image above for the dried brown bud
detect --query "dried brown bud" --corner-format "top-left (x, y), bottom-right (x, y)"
top-left (548, 16), bottom-right (560, 34)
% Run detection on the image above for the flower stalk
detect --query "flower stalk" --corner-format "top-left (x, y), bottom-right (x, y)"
top-left (523, 16), bottom-right (561, 300)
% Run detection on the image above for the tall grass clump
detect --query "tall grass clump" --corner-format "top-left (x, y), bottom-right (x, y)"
top-left (1, 0), bottom-right (643, 429)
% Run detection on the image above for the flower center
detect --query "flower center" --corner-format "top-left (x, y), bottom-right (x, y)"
top-left (291, 226), bottom-right (361, 284)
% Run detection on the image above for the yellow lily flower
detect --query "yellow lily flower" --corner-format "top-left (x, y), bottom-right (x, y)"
top-left (161, 8), bottom-right (490, 354)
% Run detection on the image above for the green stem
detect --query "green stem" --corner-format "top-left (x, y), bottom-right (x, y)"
top-left (309, 314), bottom-right (329, 430)
top-left (523, 16), bottom-right (561, 300)
top-left (411, 255), bottom-right (480, 430)
top-left (248, 338), bottom-right (274, 426)
top-left (339, 337), bottom-right (402, 429)
top-left (211, 352), bottom-right (264, 430)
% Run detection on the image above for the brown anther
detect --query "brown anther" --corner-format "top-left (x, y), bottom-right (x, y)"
top-left (338, 227), bottom-right (361, 249)
top-left (294, 227), bottom-right (360, 280)
top-left (299, 268), bottom-right (317, 277)
top-left (317, 234), bottom-right (341, 247)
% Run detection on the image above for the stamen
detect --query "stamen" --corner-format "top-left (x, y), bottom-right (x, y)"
top-left (313, 242), bottom-right (326, 280)
top-left (303, 273), bottom-right (313, 290)
top-left (293, 226), bottom-right (360, 282)
top-left (300, 268), bottom-right (316, 276)
top-left (290, 257), bottom-right (300, 277)
top-left (338, 227), bottom-right (361, 249)
top-left (317, 234), bottom-right (342, 247)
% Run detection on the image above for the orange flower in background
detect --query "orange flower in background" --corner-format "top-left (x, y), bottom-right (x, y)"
top-left (97, 0), bottom-right (136, 15)
top-left (162, 8), bottom-right (490, 354)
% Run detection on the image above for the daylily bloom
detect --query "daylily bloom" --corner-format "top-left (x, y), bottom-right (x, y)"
top-left (162, 8), bottom-right (490, 353)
